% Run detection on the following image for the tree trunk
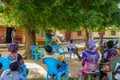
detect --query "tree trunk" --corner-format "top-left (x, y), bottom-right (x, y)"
top-left (24, 28), bottom-right (36, 59)
top-left (85, 28), bottom-right (89, 48)
top-left (89, 30), bottom-right (93, 40)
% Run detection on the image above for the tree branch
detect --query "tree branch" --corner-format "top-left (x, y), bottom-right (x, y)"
top-left (1, 0), bottom-right (11, 9)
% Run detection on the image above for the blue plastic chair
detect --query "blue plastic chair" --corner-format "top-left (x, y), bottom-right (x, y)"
top-left (0, 56), bottom-right (10, 71)
top-left (53, 45), bottom-right (65, 58)
top-left (42, 57), bottom-right (69, 80)
top-left (30, 45), bottom-right (44, 62)
top-left (19, 64), bottom-right (27, 80)
top-left (0, 56), bottom-right (27, 80)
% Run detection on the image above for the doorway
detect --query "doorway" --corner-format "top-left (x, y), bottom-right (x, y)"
top-left (65, 32), bottom-right (71, 41)
top-left (6, 27), bottom-right (14, 43)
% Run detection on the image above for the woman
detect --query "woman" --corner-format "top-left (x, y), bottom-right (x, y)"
top-left (78, 40), bottom-right (99, 78)
top-left (100, 40), bottom-right (117, 79)
top-left (7, 43), bottom-right (24, 65)
top-left (7, 43), bottom-right (28, 78)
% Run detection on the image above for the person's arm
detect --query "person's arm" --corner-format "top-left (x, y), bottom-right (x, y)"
top-left (81, 52), bottom-right (87, 66)
top-left (67, 44), bottom-right (71, 49)
top-left (17, 54), bottom-right (24, 65)
top-left (73, 44), bottom-right (78, 50)
top-left (82, 60), bottom-right (85, 66)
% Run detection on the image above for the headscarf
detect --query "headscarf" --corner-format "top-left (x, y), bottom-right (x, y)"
top-left (87, 40), bottom-right (96, 49)
top-left (8, 43), bottom-right (18, 53)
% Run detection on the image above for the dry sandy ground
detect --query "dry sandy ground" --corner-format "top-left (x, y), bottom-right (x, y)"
top-left (0, 48), bottom-right (82, 79)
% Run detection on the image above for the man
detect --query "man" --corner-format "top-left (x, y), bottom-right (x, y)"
top-left (67, 40), bottom-right (81, 60)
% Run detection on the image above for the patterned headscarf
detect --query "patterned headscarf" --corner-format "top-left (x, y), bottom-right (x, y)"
top-left (8, 43), bottom-right (19, 53)
top-left (87, 40), bottom-right (96, 49)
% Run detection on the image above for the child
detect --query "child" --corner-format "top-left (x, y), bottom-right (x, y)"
top-left (0, 61), bottom-right (25, 80)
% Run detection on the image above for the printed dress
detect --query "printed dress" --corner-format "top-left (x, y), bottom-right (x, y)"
top-left (78, 50), bottom-right (99, 78)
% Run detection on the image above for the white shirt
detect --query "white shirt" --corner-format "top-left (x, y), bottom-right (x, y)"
top-left (67, 43), bottom-right (78, 49)
top-left (11, 30), bottom-right (15, 37)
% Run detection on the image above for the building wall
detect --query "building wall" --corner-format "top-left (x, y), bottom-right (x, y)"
top-left (71, 30), bottom-right (86, 40)
top-left (0, 26), bottom-right (6, 36)
top-left (93, 29), bottom-right (119, 39)
top-left (0, 26), bottom-right (24, 43)
top-left (0, 26), bottom-right (6, 43)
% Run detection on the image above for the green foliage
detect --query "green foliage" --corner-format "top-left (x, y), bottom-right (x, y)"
top-left (0, 0), bottom-right (120, 32)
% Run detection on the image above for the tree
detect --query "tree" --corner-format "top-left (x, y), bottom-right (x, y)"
top-left (1, 0), bottom-right (120, 58)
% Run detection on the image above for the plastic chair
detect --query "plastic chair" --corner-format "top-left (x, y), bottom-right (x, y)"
top-left (0, 56), bottom-right (10, 71)
top-left (0, 56), bottom-right (27, 80)
top-left (19, 64), bottom-right (27, 80)
top-left (99, 55), bottom-right (120, 80)
top-left (53, 45), bottom-right (65, 58)
top-left (30, 45), bottom-right (44, 62)
top-left (108, 55), bottom-right (120, 80)
top-left (42, 57), bottom-right (69, 80)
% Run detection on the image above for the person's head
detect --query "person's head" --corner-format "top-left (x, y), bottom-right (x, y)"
top-left (9, 61), bottom-right (20, 71)
top-left (70, 40), bottom-right (73, 43)
top-left (8, 43), bottom-right (19, 53)
top-left (47, 30), bottom-right (51, 34)
top-left (45, 45), bottom-right (54, 55)
top-left (107, 40), bottom-right (114, 48)
top-left (87, 40), bottom-right (96, 49)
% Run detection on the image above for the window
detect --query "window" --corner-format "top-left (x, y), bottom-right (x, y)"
top-left (77, 31), bottom-right (82, 36)
top-left (111, 31), bottom-right (116, 35)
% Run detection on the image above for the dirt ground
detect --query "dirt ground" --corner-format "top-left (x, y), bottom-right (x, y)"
top-left (0, 47), bottom-right (82, 79)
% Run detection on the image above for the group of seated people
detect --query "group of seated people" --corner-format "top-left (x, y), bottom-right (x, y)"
top-left (78, 40), bottom-right (120, 80)
top-left (0, 43), bottom-right (27, 80)
top-left (45, 39), bottom-right (119, 79)
top-left (0, 39), bottom-right (119, 80)
top-left (45, 39), bottom-right (120, 80)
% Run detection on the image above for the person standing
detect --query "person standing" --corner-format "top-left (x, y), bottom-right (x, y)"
top-left (67, 40), bottom-right (81, 60)
top-left (46, 30), bottom-right (52, 46)
top-left (11, 29), bottom-right (16, 43)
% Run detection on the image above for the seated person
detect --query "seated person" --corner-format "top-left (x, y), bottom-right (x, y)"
top-left (67, 40), bottom-right (81, 60)
top-left (7, 43), bottom-right (28, 76)
top-left (7, 43), bottom-right (24, 65)
top-left (44, 45), bottom-right (66, 71)
top-left (99, 40), bottom-right (117, 79)
top-left (78, 40), bottom-right (99, 78)
top-left (0, 61), bottom-right (25, 80)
